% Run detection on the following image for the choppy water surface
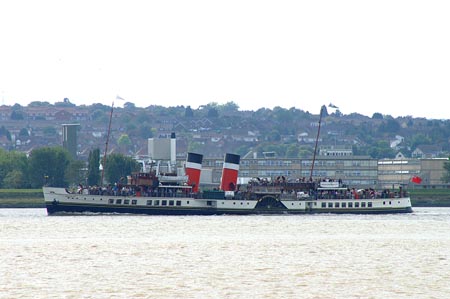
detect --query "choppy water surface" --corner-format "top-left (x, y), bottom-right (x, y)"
top-left (1, 208), bottom-right (450, 299)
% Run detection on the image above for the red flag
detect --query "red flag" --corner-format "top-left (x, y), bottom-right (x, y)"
top-left (411, 176), bottom-right (422, 184)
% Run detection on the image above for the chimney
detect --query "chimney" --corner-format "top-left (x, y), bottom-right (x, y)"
top-left (185, 152), bottom-right (203, 193)
top-left (220, 153), bottom-right (240, 191)
top-left (170, 132), bottom-right (176, 165)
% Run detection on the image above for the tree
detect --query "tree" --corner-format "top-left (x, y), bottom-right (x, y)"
top-left (65, 160), bottom-right (86, 187)
top-left (28, 101), bottom-right (51, 107)
top-left (372, 112), bottom-right (383, 119)
top-left (19, 128), bottom-right (29, 137)
top-left (207, 107), bottom-right (219, 118)
top-left (117, 134), bottom-right (132, 153)
top-left (218, 102), bottom-right (239, 114)
top-left (87, 149), bottom-right (101, 186)
top-left (378, 119), bottom-right (400, 134)
top-left (368, 140), bottom-right (395, 159)
top-left (0, 126), bottom-right (12, 141)
top-left (3, 169), bottom-right (25, 189)
top-left (103, 153), bottom-right (140, 185)
top-left (28, 147), bottom-right (72, 188)
top-left (124, 102), bottom-right (136, 109)
top-left (10, 110), bottom-right (25, 120)
top-left (286, 144), bottom-right (300, 158)
top-left (185, 106), bottom-right (194, 117)
top-left (0, 149), bottom-right (29, 188)
top-left (138, 125), bottom-right (154, 139)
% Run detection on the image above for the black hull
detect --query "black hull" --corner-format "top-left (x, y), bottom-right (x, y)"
top-left (45, 202), bottom-right (412, 216)
top-left (46, 203), bottom-right (216, 216)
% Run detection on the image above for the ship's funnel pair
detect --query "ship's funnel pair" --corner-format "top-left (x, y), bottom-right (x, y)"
top-left (185, 152), bottom-right (240, 192)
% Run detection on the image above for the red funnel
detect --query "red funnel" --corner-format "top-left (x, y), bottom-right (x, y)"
top-left (220, 153), bottom-right (240, 191)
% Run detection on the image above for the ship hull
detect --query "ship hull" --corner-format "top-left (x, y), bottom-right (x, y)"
top-left (43, 187), bottom-right (413, 216)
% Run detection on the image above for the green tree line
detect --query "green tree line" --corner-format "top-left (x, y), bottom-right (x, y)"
top-left (0, 147), bottom-right (139, 189)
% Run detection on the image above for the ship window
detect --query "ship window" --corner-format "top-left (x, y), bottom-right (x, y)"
top-left (146, 200), bottom-right (152, 206)
top-left (348, 202), bottom-right (353, 208)
top-left (109, 199), bottom-right (114, 204)
top-left (116, 199), bottom-right (122, 204)
top-left (187, 201), bottom-right (190, 205)
top-left (328, 202), bottom-right (333, 208)
top-left (169, 200), bottom-right (174, 206)
top-left (355, 202), bottom-right (359, 208)
top-left (176, 201), bottom-right (181, 206)
top-left (368, 202), bottom-right (372, 208)
top-left (207, 201), bottom-right (212, 206)
top-left (132, 200), bottom-right (137, 205)
top-left (322, 202), bottom-right (326, 208)
top-left (383, 201), bottom-right (386, 205)
top-left (389, 201), bottom-right (392, 205)
top-left (162, 200), bottom-right (167, 206)
top-left (342, 202), bottom-right (346, 208)
top-left (124, 199), bottom-right (130, 205)
top-left (155, 200), bottom-right (160, 206)
top-left (335, 202), bottom-right (339, 208)
top-left (361, 202), bottom-right (366, 208)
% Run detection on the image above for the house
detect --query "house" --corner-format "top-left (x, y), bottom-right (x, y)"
top-left (412, 145), bottom-right (443, 158)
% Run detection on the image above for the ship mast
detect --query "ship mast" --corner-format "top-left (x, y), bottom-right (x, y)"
top-left (101, 102), bottom-right (114, 186)
top-left (309, 106), bottom-right (324, 180)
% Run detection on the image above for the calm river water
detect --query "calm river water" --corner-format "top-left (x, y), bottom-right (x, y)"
top-left (1, 208), bottom-right (450, 299)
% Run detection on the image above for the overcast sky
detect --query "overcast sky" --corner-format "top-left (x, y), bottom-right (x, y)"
top-left (1, 0), bottom-right (449, 119)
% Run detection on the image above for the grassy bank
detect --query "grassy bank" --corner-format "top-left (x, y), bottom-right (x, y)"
top-left (409, 189), bottom-right (450, 207)
top-left (0, 189), bottom-right (45, 208)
